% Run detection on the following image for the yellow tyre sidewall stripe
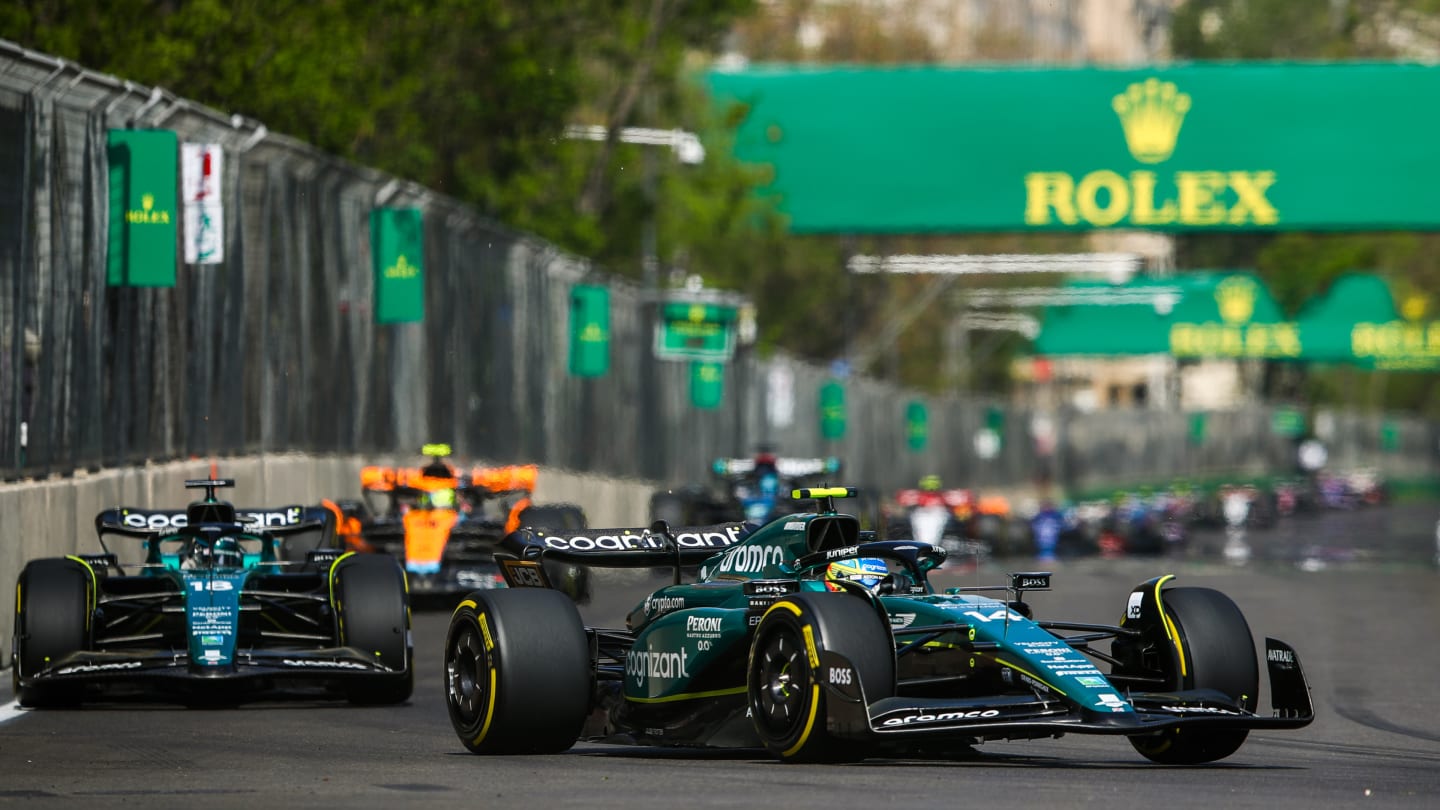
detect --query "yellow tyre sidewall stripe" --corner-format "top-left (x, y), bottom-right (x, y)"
top-left (760, 599), bottom-right (823, 758)
top-left (452, 601), bottom-right (499, 747)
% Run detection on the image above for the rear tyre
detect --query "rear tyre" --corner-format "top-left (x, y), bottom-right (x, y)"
top-left (334, 554), bottom-right (413, 704)
top-left (520, 504), bottom-right (592, 603)
top-left (14, 558), bottom-right (93, 707)
top-left (748, 592), bottom-right (895, 762)
top-left (1129, 587), bottom-right (1259, 764)
top-left (445, 588), bottom-right (591, 754)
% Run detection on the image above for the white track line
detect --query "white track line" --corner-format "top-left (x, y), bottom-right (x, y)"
top-left (0, 700), bottom-right (25, 725)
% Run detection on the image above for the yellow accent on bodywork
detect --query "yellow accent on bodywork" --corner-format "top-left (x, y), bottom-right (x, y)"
top-left (780, 684), bottom-right (822, 758)
top-left (327, 551), bottom-right (357, 641)
top-left (64, 555), bottom-right (99, 630)
top-left (979, 652), bottom-right (1069, 698)
top-left (626, 685), bottom-right (748, 704)
top-left (791, 487), bottom-right (851, 500)
top-left (1152, 574), bottom-right (1187, 679)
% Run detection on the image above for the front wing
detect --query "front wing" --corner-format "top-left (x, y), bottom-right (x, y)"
top-left (822, 638), bottom-right (1313, 743)
top-left (19, 646), bottom-right (403, 695)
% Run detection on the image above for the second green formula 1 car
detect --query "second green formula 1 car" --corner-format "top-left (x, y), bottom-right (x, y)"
top-left (443, 487), bottom-right (1313, 763)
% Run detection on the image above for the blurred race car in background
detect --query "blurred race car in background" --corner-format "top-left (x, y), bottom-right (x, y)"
top-left (880, 476), bottom-right (1026, 561)
top-left (11, 479), bottom-right (412, 707)
top-left (444, 486), bottom-right (1313, 762)
top-left (327, 445), bottom-right (590, 604)
top-left (650, 450), bottom-right (842, 526)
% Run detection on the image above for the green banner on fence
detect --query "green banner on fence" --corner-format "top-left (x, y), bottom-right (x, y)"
top-left (690, 361), bottom-right (725, 409)
top-left (371, 208), bottom-right (425, 324)
top-left (655, 300), bottom-right (738, 361)
top-left (905, 400), bottom-right (928, 451)
top-left (107, 129), bottom-right (178, 286)
top-left (820, 381), bottom-right (846, 441)
top-left (569, 285), bottom-right (610, 377)
top-left (710, 63), bottom-right (1440, 232)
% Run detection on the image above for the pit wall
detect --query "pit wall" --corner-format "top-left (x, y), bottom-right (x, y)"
top-left (0, 454), bottom-right (657, 668)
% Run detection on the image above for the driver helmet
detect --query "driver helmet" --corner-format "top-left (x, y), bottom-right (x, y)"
top-left (211, 536), bottom-right (244, 569)
top-left (824, 557), bottom-right (888, 592)
top-left (919, 474), bottom-right (942, 492)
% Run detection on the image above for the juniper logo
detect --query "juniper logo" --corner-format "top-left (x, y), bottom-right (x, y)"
top-left (1112, 78), bottom-right (1191, 164)
top-left (1216, 276), bottom-right (1257, 324)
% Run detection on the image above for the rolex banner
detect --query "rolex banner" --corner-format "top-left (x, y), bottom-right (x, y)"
top-left (371, 208), bottom-right (424, 324)
top-left (107, 129), bottom-right (178, 286)
top-left (1035, 271), bottom-right (1440, 370)
top-left (709, 63), bottom-right (1440, 232)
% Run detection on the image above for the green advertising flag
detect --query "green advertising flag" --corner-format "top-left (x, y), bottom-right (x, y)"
top-left (905, 400), bottom-right (928, 451)
top-left (569, 285), bottom-right (610, 377)
top-left (1271, 408), bottom-right (1305, 438)
top-left (107, 129), bottom-right (178, 287)
top-left (710, 63), bottom-right (1440, 233)
top-left (1381, 421), bottom-right (1400, 452)
top-left (819, 381), bottom-right (846, 440)
top-left (371, 208), bottom-right (424, 323)
top-left (690, 361), bottom-right (724, 409)
top-left (655, 300), bottom-right (738, 361)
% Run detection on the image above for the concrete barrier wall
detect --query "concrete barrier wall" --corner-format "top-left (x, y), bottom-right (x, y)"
top-left (0, 454), bottom-right (657, 667)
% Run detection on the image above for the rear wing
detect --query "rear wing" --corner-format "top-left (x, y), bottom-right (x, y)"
top-left (712, 456), bottom-right (841, 479)
top-left (499, 521), bottom-right (751, 567)
top-left (360, 463), bottom-right (537, 495)
top-left (95, 505), bottom-right (332, 539)
top-left (470, 464), bottom-right (537, 494)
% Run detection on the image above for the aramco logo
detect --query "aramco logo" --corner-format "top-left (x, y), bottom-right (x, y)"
top-left (1112, 78), bottom-right (1191, 164)
top-left (1024, 77), bottom-right (1278, 228)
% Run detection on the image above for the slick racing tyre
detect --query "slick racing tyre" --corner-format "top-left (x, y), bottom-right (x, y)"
top-left (14, 558), bottom-right (93, 707)
top-left (748, 592), bottom-right (896, 763)
top-left (334, 554), bottom-right (413, 704)
top-left (520, 504), bottom-right (592, 604)
top-left (1128, 587), bottom-right (1259, 764)
top-left (446, 588), bottom-right (590, 754)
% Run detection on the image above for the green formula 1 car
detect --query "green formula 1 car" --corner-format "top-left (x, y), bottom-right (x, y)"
top-left (11, 479), bottom-right (412, 707)
top-left (443, 487), bottom-right (1312, 763)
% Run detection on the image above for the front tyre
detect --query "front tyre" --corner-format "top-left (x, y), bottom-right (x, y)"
top-left (14, 558), bottom-right (93, 707)
top-left (334, 554), bottom-right (413, 704)
top-left (748, 592), bottom-right (895, 762)
top-left (446, 588), bottom-right (590, 754)
top-left (1130, 587), bottom-right (1259, 764)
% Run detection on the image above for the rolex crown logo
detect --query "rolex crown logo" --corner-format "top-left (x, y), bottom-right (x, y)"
top-left (1112, 78), bottom-right (1191, 164)
top-left (1215, 276), bottom-right (1256, 325)
top-left (142, 193), bottom-right (155, 211)
top-left (1401, 294), bottom-right (1428, 322)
